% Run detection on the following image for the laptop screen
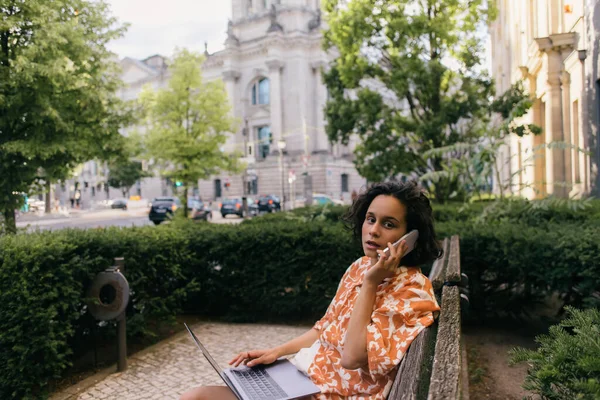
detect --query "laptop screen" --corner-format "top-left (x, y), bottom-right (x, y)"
top-left (184, 323), bottom-right (227, 381)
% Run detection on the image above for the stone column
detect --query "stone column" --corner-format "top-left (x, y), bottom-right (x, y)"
top-left (536, 33), bottom-right (577, 198)
top-left (560, 70), bottom-right (573, 192)
top-left (266, 60), bottom-right (284, 146)
top-left (222, 70), bottom-right (240, 117)
top-left (222, 70), bottom-right (241, 154)
top-left (311, 61), bottom-right (328, 153)
top-left (545, 67), bottom-right (566, 197)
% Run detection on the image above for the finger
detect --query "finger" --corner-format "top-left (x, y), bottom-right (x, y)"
top-left (233, 355), bottom-right (247, 367)
top-left (247, 356), bottom-right (263, 367)
top-left (377, 250), bottom-right (387, 264)
top-left (228, 353), bottom-right (243, 365)
top-left (399, 241), bottom-right (408, 258)
top-left (248, 354), bottom-right (271, 367)
top-left (387, 242), bottom-right (395, 258)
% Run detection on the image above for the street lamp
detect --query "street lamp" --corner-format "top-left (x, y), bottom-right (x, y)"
top-left (278, 139), bottom-right (286, 211)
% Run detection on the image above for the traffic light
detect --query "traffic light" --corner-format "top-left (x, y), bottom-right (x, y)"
top-left (175, 181), bottom-right (183, 187)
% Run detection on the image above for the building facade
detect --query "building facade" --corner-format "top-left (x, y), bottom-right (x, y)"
top-left (199, 0), bottom-right (365, 205)
top-left (489, 0), bottom-right (599, 199)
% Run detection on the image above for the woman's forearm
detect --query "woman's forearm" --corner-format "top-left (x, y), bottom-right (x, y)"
top-left (274, 328), bottom-right (320, 357)
top-left (341, 282), bottom-right (378, 369)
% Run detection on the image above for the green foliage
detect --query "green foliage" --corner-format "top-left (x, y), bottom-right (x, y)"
top-left (436, 220), bottom-right (600, 318)
top-left (322, 0), bottom-right (496, 202)
top-left (419, 81), bottom-right (545, 201)
top-left (243, 204), bottom-right (349, 225)
top-left (107, 159), bottom-right (149, 197)
top-left (141, 48), bottom-right (243, 215)
top-left (509, 307), bottom-right (600, 399)
top-left (0, 0), bottom-right (132, 233)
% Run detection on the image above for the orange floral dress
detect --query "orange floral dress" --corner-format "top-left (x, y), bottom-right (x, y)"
top-left (307, 256), bottom-right (440, 399)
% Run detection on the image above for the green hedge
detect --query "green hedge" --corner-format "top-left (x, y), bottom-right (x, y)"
top-left (0, 222), bottom-right (361, 399)
top-left (436, 220), bottom-right (600, 318)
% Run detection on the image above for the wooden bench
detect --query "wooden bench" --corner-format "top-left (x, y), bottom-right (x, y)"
top-left (388, 235), bottom-right (469, 400)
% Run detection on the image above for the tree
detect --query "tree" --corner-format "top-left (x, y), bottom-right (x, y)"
top-left (0, 0), bottom-right (131, 233)
top-left (107, 134), bottom-right (150, 197)
top-left (141, 49), bottom-right (243, 216)
top-left (322, 0), bottom-right (496, 202)
top-left (107, 160), bottom-right (148, 198)
top-left (420, 82), bottom-right (542, 200)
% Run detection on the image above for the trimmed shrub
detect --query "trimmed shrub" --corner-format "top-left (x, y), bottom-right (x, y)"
top-left (0, 221), bottom-right (360, 399)
top-left (436, 220), bottom-right (600, 318)
top-left (509, 307), bottom-right (600, 399)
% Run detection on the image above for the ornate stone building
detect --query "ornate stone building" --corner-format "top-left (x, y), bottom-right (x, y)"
top-left (489, 0), bottom-right (600, 199)
top-left (199, 0), bottom-right (365, 205)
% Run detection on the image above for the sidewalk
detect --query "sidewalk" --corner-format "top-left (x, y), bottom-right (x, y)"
top-left (50, 322), bottom-right (310, 400)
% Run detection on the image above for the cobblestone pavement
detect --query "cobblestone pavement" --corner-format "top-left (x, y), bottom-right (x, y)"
top-left (52, 322), bottom-right (311, 400)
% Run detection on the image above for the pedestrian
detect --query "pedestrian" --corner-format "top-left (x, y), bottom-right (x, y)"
top-left (70, 197), bottom-right (74, 208)
top-left (180, 181), bottom-right (443, 400)
top-left (351, 189), bottom-right (358, 202)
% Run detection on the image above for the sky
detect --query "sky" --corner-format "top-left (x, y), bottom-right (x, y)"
top-left (105, 0), bottom-right (232, 60)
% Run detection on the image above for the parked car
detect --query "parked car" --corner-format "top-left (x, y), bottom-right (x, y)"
top-left (220, 198), bottom-right (244, 218)
top-left (189, 200), bottom-right (212, 221)
top-left (257, 195), bottom-right (281, 213)
top-left (149, 197), bottom-right (181, 225)
top-left (312, 193), bottom-right (345, 206)
top-left (110, 198), bottom-right (128, 210)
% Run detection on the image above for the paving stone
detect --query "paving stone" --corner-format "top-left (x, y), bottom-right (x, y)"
top-left (54, 322), bottom-right (311, 400)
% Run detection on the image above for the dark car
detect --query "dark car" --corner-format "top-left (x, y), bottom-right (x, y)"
top-left (220, 198), bottom-right (244, 218)
top-left (189, 200), bottom-right (212, 221)
top-left (111, 198), bottom-right (128, 210)
top-left (149, 197), bottom-right (181, 225)
top-left (257, 194), bottom-right (281, 213)
top-left (219, 197), bottom-right (259, 218)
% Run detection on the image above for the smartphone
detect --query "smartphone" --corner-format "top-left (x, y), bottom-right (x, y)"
top-left (378, 230), bottom-right (419, 259)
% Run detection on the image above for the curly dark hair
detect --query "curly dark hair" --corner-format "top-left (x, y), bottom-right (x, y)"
top-left (343, 181), bottom-right (443, 266)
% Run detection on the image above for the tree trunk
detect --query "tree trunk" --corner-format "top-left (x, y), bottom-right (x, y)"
top-left (183, 186), bottom-right (189, 217)
top-left (45, 180), bottom-right (52, 214)
top-left (3, 208), bottom-right (16, 234)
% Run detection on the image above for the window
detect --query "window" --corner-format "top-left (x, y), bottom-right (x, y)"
top-left (251, 78), bottom-right (270, 105)
top-left (341, 174), bottom-right (349, 193)
top-left (247, 177), bottom-right (258, 195)
top-left (214, 179), bottom-right (222, 199)
top-left (257, 126), bottom-right (272, 159)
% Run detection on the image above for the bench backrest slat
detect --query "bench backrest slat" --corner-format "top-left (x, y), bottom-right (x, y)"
top-left (427, 285), bottom-right (462, 400)
top-left (445, 236), bottom-right (461, 284)
top-left (388, 235), bottom-right (464, 400)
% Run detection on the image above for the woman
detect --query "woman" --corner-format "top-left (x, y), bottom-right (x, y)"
top-left (181, 181), bottom-right (442, 400)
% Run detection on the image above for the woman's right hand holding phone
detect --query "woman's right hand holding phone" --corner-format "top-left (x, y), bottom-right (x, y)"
top-left (229, 347), bottom-right (281, 368)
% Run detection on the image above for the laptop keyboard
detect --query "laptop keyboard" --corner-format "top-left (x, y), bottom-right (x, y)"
top-left (231, 367), bottom-right (288, 400)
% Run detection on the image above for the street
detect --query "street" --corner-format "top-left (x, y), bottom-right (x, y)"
top-left (16, 208), bottom-right (244, 232)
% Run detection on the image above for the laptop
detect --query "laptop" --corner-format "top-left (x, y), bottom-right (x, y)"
top-left (184, 323), bottom-right (321, 400)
